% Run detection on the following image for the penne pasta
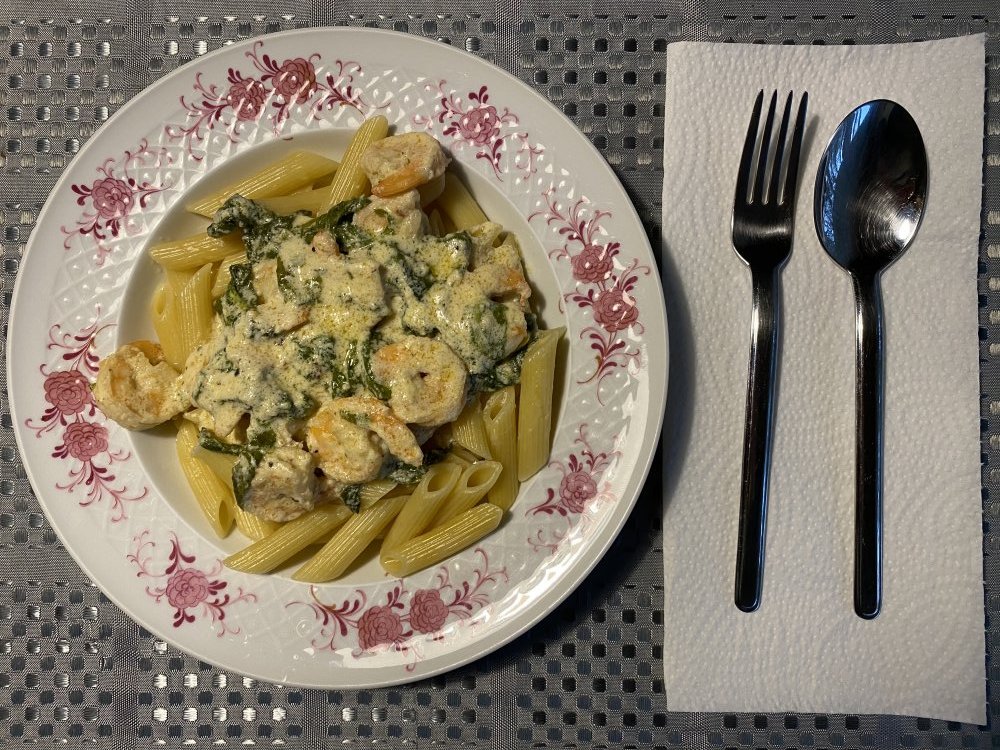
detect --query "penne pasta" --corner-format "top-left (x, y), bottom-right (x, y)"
top-left (149, 232), bottom-right (243, 271)
top-left (451, 399), bottom-right (492, 459)
top-left (165, 267), bottom-right (195, 296)
top-left (483, 387), bottom-right (519, 511)
top-left (176, 263), bottom-right (214, 361)
top-left (380, 503), bottom-right (504, 578)
top-left (431, 460), bottom-right (502, 527)
top-left (186, 151), bottom-right (340, 217)
top-left (438, 172), bottom-right (487, 230)
top-left (358, 479), bottom-right (399, 511)
top-left (320, 115), bottom-right (389, 209)
top-left (175, 421), bottom-right (235, 537)
top-left (380, 463), bottom-right (462, 556)
top-left (234, 506), bottom-right (282, 541)
top-left (517, 328), bottom-right (565, 480)
top-left (150, 284), bottom-right (187, 370)
top-left (416, 173), bottom-right (446, 206)
top-left (210, 251), bottom-right (249, 298)
top-left (256, 187), bottom-right (331, 216)
top-left (292, 495), bottom-right (408, 582)
top-left (441, 451), bottom-right (472, 469)
top-left (190, 445), bottom-right (238, 492)
top-left (224, 504), bottom-right (353, 574)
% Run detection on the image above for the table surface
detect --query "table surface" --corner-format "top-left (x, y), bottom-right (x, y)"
top-left (1, 2), bottom-right (997, 747)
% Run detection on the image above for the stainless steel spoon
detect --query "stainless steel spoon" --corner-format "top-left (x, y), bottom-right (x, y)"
top-left (814, 100), bottom-right (928, 620)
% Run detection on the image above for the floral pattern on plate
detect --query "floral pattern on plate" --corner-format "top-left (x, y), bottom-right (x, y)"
top-left (9, 28), bottom-right (665, 687)
top-left (24, 312), bottom-right (148, 523)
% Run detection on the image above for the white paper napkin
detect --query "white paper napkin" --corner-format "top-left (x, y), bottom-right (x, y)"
top-left (660, 36), bottom-right (986, 724)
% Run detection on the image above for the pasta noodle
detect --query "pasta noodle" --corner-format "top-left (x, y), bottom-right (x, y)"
top-left (175, 263), bottom-right (214, 362)
top-left (224, 504), bottom-right (353, 574)
top-left (175, 421), bottom-right (235, 537)
top-left (149, 232), bottom-right (243, 271)
top-left (450, 399), bottom-right (492, 459)
top-left (517, 327), bottom-right (565, 480)
top-left (187, 151), bottom-right (340, 217)
top-left (319, 115), bottom-right (389, 209)
top-left (483, 387), bottom-right (519, 511)
top-left (150, 284), bottom-right (186, 370)
top-left (438, 172), bottom-right (487, 230)
top-left (431, 460), bottom-right (502, 527)
top-left (380, 463), bottom-right (461, 555)
top-left (234, 506), bottom-right (281, 541)
top-left (292, 495), bottom-right (408, 582)
top-left (256, 187), bottom-right (331, 216)
top-left (380, 503), bottom-right (503, 578)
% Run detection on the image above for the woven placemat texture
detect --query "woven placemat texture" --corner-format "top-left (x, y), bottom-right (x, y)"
top-left (0, 2), bottom-right (996, 747)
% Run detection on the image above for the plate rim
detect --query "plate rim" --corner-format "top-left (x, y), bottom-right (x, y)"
top-left (6, 26), bottom-right (668, 688)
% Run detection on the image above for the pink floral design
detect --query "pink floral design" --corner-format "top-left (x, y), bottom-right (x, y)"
top-left (61, 140), bottom-right (169, 265)
top-left (357, 605), bottom-right (405, 649)
top-left (59, 421), bottom-right (109, 463)
top-left (270, 57), bottom-right (318, 103)
top-left (529, 425), bottom-right (617, 518)
top-left (128, 531), bottom-right (255, 635)
top-left (225, 72), bottom-right (268, 121)
top-left (166, 568), bottom-right (212, 610)
top-left (25, 312), bottom-right (147, 522)
top-left (414, 82), bottom-right (543, 179)
top-left (559, 470), bottom-right (598, 514)
top-left (530, 188), bottom-right (650, 390)
top-left (166, 41), bottom-right (369, 160)
top-left (291, 549), bottom-right (508, 667)
top-left (43, 370), bottom-right (92, 415)
top-left (571, 243), bottom-right (615, 284)
top-left (592, 287), bottom-right (640, 332)
top-left (409, 589), bottom-right (450, 634)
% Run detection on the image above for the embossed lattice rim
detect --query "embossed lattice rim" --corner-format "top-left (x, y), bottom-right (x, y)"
top-left (7, 28), bottom-right (667, 687)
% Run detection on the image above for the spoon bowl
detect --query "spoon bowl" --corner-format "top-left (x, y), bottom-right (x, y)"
top-left (816, 100), bottom-right (927, 275)
top-left (814, 100), bottom-right (928, 620)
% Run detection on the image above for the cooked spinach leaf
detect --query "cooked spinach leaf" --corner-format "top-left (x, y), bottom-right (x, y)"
top-left (341, 484), bottom-right (363, 514)
top-left (298, 197), bottom-right (370, 242)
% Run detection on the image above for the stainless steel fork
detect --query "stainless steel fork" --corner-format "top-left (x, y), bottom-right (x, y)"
top-left (732, 90), bottom-right (808, 613)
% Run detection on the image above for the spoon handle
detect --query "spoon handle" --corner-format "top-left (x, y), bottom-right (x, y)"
top-left (735, 266), bottom-right (780, 613)
top-left (853, 272), bottom-right (884, 620)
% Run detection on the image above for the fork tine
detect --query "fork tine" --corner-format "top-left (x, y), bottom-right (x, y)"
top-left (735, 91), bottom-right (764, 205)
top-left (780, 92), bottom-right (809, 206)
top-left (767, 92), bottom-right (794, 205)
top-left (752, 91), bottom-right (778, 204)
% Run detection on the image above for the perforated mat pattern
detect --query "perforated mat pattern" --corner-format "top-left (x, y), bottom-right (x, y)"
top-left (0, 2), bottom-right (997, 747)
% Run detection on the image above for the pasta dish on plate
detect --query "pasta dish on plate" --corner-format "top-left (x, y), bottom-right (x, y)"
top-left (90, 116), bottom-right (563, 583)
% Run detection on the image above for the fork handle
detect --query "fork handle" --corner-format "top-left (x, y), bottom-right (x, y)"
top-left (853, 271), bottom-right (884, 620)
top-left (735, 266), bottom-right (780, 613)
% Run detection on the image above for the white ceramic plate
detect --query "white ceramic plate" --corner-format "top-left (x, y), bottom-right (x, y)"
top-left (7, 28), bottom-right (667, 687)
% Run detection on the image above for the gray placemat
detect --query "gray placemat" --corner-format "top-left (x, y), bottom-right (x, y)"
top-left (0, 3), bottom-right (996, 747)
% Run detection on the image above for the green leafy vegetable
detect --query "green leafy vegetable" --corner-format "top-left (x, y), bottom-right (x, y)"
top-left (216, 262), bottom-right (259, 324)
top-left (359, 339), bottom-right (391, 401)
top-left (341, 484), bottom-right (363, 514)
top-left (470, 345), bottom-right (528, 393)
top-left (298, 196), bottom-right (370, 242)
top-left (198, 428), bottom-right (276, 507)
top-left (276, 256), bottom-right (322, 305)
top-left (208, 194), bottom-right (304, 263)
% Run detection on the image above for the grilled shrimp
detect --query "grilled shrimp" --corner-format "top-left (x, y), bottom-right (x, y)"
top-left (353, 191), bottom-right (427, 239)
top-left (92, 341), bottom-right (189, 430)
top-left (361, 132), bottom-right (451, 198)
top-left (305, 396), bottom-right (422, 483)
top-left (469, 262), bottom-right (532, 307)
top-left (370, 336), bottom-right (468, 428)
top-left (241, 445), bottom-right (318, 522)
